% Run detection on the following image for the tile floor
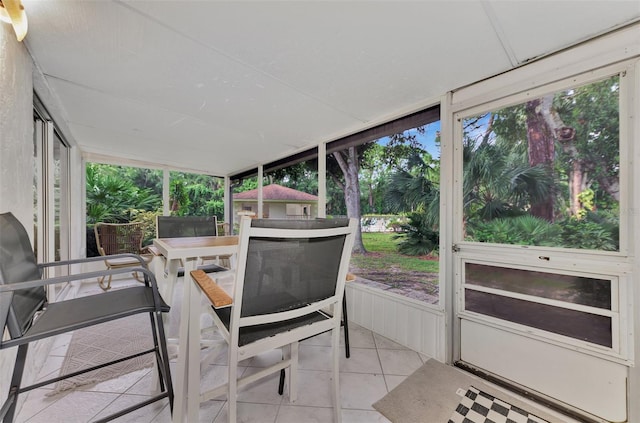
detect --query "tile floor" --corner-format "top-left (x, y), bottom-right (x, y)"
top-left (13, 279), bottom-right (429, 423)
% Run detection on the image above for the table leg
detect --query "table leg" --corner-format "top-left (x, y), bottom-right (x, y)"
top-left (172, 258), bottom-right (192, 423)
top-left (185, 258), bottom-right (202, 423)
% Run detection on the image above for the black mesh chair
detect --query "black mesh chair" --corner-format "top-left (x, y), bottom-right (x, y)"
top-left (0, 212), bottom-right (173, 423)
top-left (155, 215), bottom-right (230, 276)
top-left (195, 217), bottom-right (356, 423)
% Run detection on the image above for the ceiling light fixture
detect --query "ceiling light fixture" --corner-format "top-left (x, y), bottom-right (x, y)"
top-left (0, 0), bottom-right (28, 42)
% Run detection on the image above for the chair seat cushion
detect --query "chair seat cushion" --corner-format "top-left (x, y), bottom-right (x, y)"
top-left (9, 286), bottom-right (169, 346)
top-left (214, 306), bottom-right (328, 347)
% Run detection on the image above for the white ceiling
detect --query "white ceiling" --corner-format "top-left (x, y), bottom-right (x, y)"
top-left (22, 0), bottom-right (640, 177)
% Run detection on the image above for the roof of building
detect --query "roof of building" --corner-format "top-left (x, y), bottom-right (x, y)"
top-left (233, 184), bottom-right (318, 202)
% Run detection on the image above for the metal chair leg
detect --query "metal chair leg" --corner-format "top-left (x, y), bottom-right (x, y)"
top-left (343, 292), bottom-right (350, 359)
top-left (3, 344), bottom-right (29, 423)
top-left (278, 369), bottom-right (285, 395)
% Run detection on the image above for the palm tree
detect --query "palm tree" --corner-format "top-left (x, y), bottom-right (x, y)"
top-left (463, 137), bottom-right (554, 223)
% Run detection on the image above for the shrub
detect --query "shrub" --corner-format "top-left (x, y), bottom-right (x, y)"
top-left (467, 215), bottom-right (560, 246)
top-left (394, 212), bottom-right (439, 256)
top-left (557, 215), bottom-right (618, 251)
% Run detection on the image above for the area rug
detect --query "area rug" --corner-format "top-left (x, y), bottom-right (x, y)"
top-left (49, 313), bottom-right (157, 395)
top-left (449, 386), bottom-right (549, 423)
top-left (372, 359), bottom-right (560, 423)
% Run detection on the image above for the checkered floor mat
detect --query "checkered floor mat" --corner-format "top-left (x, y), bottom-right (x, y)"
top-left (448, 386), bottom-right (550, 423)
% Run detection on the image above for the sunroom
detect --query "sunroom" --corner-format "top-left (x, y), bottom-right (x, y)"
top-left (1, 1), bottom-right (640, 423)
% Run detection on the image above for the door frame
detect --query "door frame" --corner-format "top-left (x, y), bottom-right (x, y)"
top-left (443, 47), bottom-right (639, 420)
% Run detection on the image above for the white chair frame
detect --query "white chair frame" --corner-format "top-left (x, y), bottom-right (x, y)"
top-left (199, 217), bottom-right (357, 423)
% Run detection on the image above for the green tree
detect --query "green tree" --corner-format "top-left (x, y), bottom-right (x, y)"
top-left (170, 172), bottom-right (225, 218)
top-left (86, 163), bottom-right (161, 224)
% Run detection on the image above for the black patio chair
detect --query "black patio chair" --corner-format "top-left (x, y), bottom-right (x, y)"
top-left (155, 215), bottom-right (230, 276)
top-left (0, 212), bottom-right (173, 423)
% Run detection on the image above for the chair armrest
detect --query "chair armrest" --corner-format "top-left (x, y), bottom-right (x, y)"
top-left (146, 245), bottom-right (162, 256)
top-left (190, 270), bottom-right (233, 309)
top-left (0, 266), bottom-right (158, 294)
top-left (38, 253), bottom-right (150, 270)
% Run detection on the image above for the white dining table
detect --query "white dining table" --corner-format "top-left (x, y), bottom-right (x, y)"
top-left (152, 235), bottom-right (239, 423)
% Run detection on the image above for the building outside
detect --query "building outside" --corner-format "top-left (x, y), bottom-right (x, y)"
top-left (233, 184), bottom-right (318, 219)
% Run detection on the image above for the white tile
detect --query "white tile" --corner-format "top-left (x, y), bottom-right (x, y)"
top-left (300, 325), bottom-right (375, 349)
top-left (49, 334), bottom-right (73, 357)
top-left (22, 290), bottom-right (428, 423)
top-left (213, 402), bottom-right (279, 423)
top-left (342, 408), bottom-right (392, 423)
top-left (35, 355), bottom-right (65, 382)
top-left (91, 393), bottom-right (166, 423)
top-left (377, 349), bottom-right (423, 376)
top-left (14, 388), bottom-right (58, 423)
top-left (383, 374), bottom-right (407, 392)
top-left (246, 349), bottom-right (284, 368)
top-left (340, 372), bottom-right (388, 410)
top-left (199, 363), bottom-right (248, 395)
top-left (298, 345), bottom-right (332, 371)
top-left (300, 330), bottom-right (333, 347)
top-left (345, 324), bottom-right (376, 349)
top-left (151, 400), bottom-right (225, 423)
top-left (237, 367), bottom-right (286, 405)
top-left (125, 371), bottom-right (160, 396)
top-left (373, 333), bottom-right (409, 350)
top-left (23, 391), bottom-right (120, 423)
top-left (282, 370), bottom-right (333, 408)
top-left (276, 405), bottom-right (334, 422)
top-left (339, 348), bottom-right (382, 374)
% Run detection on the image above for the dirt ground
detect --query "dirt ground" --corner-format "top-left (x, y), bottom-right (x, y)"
top-left (348, 264), bottom-right (440, 304)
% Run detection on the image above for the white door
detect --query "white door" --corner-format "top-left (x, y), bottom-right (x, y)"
top-left (452, 65), bottom-right (634, 422)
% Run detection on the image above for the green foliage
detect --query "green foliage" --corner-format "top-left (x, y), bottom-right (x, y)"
top-left (467, 213), bottom-right (618, 251)
top-left (394, 212), bottom-right (440, 256)
top-left (129, 209), bottom-right (161, 246)
top-left (557, 214), bottom-right (618, 251)
top-left (467, 215), bottom-right (559, 246)
top-left (86, 163), bottom-right (161, 224)
top-left (576, 188), bottom-right (595, 218)
top-left (170, 171), bottom-right (225, 218)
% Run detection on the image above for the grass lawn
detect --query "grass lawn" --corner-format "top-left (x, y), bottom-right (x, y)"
top-left (351, 232), bottom-right (439, 274)
top-left (349, 232), bottom-right (440, 302)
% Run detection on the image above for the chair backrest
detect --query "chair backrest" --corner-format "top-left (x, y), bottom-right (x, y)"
top-left (156, 216), bottom-right (217, 238)
top-left (0, 212), bottom-right (46, 339)
top-left (233, 217), bottom-right (356, 324)
top-left (94, 222), bottom-right (146, 256)
top-left (217, 221), bottom-right (230, 236)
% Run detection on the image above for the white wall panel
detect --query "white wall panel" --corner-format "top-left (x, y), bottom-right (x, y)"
top-left (346, 283), bottom-right (445, 361)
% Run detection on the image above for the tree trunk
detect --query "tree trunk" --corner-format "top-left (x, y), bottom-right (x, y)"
top-left (333, 148), bottom-right (367, 253)
top-left (525, 98), bottom-right (555, 221)
top-left (537, 95), bottom-right (582, 216)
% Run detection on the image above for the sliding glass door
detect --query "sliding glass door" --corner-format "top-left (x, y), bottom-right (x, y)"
top-left (34, 112), bottom-right (71, 299)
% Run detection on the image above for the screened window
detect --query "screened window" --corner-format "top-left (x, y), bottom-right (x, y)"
top-left (461, 75), bottom-right (620, 251)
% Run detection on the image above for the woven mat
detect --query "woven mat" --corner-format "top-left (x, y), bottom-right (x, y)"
top-left (49, 313), bottom-right (156, 395)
